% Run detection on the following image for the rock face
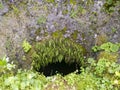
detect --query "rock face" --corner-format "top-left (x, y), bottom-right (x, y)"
top-left (0, 0), bottom-right (120, 69)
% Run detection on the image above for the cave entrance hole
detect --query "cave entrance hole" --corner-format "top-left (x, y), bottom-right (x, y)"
top-left (38, 60), bottom-right (81, 76)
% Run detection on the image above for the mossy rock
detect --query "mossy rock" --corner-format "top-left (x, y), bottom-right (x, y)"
top-left (32, 37), bottom-right (86, 71)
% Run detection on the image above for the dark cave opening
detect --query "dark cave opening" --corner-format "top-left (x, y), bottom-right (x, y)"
top-left (38, 60), bottom-right (81, 76)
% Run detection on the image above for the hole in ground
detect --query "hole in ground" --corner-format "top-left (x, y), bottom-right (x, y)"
top-left (38, 60), bottom-right (81, 76)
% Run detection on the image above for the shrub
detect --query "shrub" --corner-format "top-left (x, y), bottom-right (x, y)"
top-left (0, 70), bottom-right (47, 90)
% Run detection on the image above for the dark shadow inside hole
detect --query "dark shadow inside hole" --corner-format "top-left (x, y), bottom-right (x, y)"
top-left (38, 60), bottom-right (81, 76)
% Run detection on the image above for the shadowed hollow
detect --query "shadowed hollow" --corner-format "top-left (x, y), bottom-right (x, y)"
top-left (38, 60), bottom-right (81, 76)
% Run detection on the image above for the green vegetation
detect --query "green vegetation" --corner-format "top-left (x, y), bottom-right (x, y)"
top-left (70, 6), bottom-right (86, 18)
top-left (103, 0), bottom-right (120, 14)
top-left (0, 2), bottom-right (3, 9)
top-left (0, 70), bottom-right (47, 90)
top-left (0, 56), bottom-right (15, 74)
top-left (0, 0), bottom-right (120, 88)
top-left (92, 42), bottom-right (120, 52)
top-left (37, 15), bottom-right (47, 24)
top-left (95, 33), bottom-right (108, 46)
top-left (76, 57), bottom-right (120, 90)
top-left (1, 42), bottom-right (120, 89)
top-left (112, 27), bottom-right (117, 33)
top-left (70, 0), bottom-right (77, 5)
top-left (45, 0), bottom-right (55, 3)
top-left (22, 40), bottom-right (32, 53)
top-left (71, 30), bottom-right (79, 40)
top-left (32, 37), bottom-right (86, 71)
top-left (11, 5), bottom-right (20, 16)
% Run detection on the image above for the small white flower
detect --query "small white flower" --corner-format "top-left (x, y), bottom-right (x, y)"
top-left (7, 64), bottom-right (12, 70)
top-left (6, 63), bottom-right (15, 70)
top-left (6, 57), bottom-right (9, 62)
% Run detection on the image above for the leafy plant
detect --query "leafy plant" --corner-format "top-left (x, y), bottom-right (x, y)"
top-left (0, 70), bottom-right (47, 90)
top-left (100, 42), bottom-right (119, 52)
top-left (32, 37), bottom-right (86, 71)
top-left (103, 0), bottom-right (120, 14)
top-left (22, 40), bottom-right (32, 53)
top-left (92, 42), bottom-right (120, 52)
top-left (1, 41), bottom-right (120, 90)
top-left (0, 56), bottom-right (15, 74)
top-left (80, 57), bottom-right (120, 90)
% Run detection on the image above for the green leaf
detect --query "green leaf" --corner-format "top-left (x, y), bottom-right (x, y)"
top-left (22, 40), bottom-right (32, 53)
top-left (100, 42), bottom-right (112, 52)
top-left (0, 60), bottom-right (7, 66)
top-left (92, 45), bottom-right (100, 52)
top-left (110, 44), bottom-right (119, 52)
top-left (56, 50), bottom-right (59, 56)
top-left (58, 55), bottom-right (63, 62)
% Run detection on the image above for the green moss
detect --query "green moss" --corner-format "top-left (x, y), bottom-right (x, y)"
top-left (45, 0), bottom-right (55, 3)
top-left (44, 32), bottom-right (48, 37)
top-left (32, 37), bottom-right (86, 71)
top-left (103, 0), bottom-right (120, 14)
top-left (76, 73), bottom-right (97, 90)
top-left (11, 5), bottom-right (20, 16)
top-left (43, 5), bottom-right (48, 11)
top-left (0, 2), bottom-right (3, 9)
top-left (111, 27), bottom-right (117, 33)
top-left (71, 30), bottom-right (79, 40)
top-left (78, 6), bottom-right (86, 15)
top-left (70, 6), bottom-right (86, 18)
top-left (35, 29), bottom-right (41, 35)
top-left (95, 33), bottom-right (108, 46)
top-left (52, 30), bottom-right (63, 38)
top-left (62, 10), bottom-right (68, 15)
top-left (86, 0), bottom-right (94, 5)
top-left (97, 51), bottom-right (118, 62)
top-left (61, 27), bottom-right (67, 34)
top-left (70, 0), bottom-right (77, 5)
top-left (52, 27), bottom-right (67, 38)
